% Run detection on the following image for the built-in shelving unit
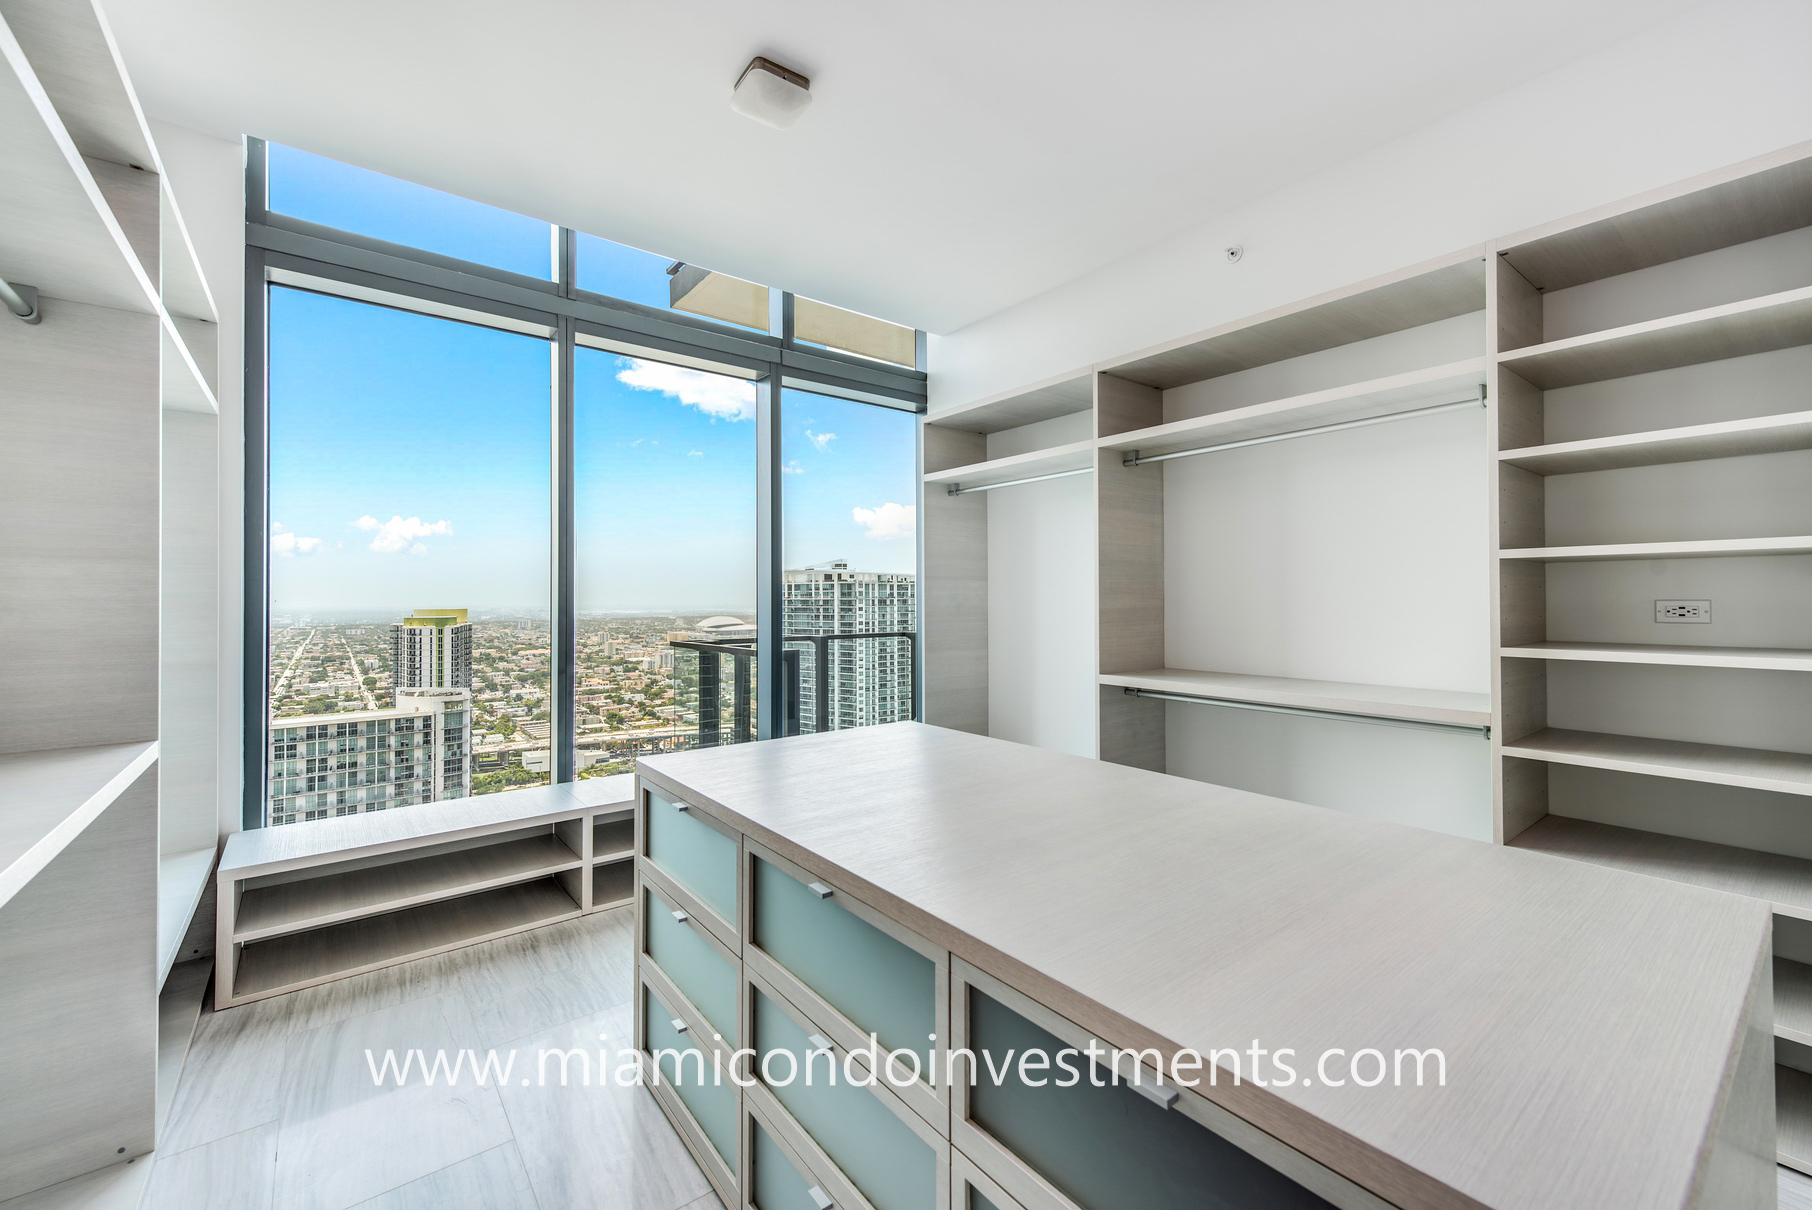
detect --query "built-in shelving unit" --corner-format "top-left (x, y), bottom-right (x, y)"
top-left (214, 778), bottom-right (635, 1008)
top-left (0, 0), bottom-right (223, 1197)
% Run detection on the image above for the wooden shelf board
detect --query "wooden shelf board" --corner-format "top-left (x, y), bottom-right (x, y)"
top-left (1500, 535), bottom-right (1812, 563)
top-left (1098, 358), bottom-right (1485, 457)
top-left (568, 773), bottom-right (635, 813)
top-left (1101, 249), bottom-right (1485, 390)
top-left (1500, 641), bottom-right (1812, 672)
top-left (232, 878), bottom-right (580, 1002)
top-left (924, 369), bottom-right (1093, 434)
top-left (159, 178), bottom-right (217, 323)
top-left (593, 817), bottom-right (634, 863)
top-left (921, 439), bottom-right (1094, 490)
top-left (1498, 285), bottom-right (1812, 389)
top-left (1097, 667), bottom-right (1491, 727)
top-left (1782, 1064), bottom-right (1812, 1176)
top-left (0, 741), bottom-right (157, 909)
top-left (1499, 147), bottom-right (1812, 292)
top-left (220, 780), bottom-right (601, 881)
top-left (233, 833), bottom-right (583, 942)
top-left (157, 847), bottom-right (214, 982)
top-left (1502, 727), bottom-right (1812, 797)
top-left (0, 0), bottom-right (155, 169)
top-left (160, 316), bottom-right (217, 415)
top-left (592, 860), bottom-right (634, 909)
top-left (1499, 410), bottom-right (1812, 475)
top-left (0, 18), bottom-right (156, 312)
top-left (1509, 814), bottom-right (1812, 921)
top-left (1777, 958), bottom-right (1812, 1047)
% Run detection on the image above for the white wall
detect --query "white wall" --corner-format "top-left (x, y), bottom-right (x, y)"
top-left (153, 121), bottom-right (245, 840)
top-left (928, 0), bottom-right (1812, 408)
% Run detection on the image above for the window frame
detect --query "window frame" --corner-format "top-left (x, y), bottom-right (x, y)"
top-left (243, 137), bottom-right (928, 829)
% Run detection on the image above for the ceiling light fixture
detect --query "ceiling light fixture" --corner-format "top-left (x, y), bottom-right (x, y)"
top-left (730, 56), bottom-right (812, 129)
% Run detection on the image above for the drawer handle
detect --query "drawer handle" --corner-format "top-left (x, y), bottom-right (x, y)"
top-left (1130, 1078), bottom-right (1179, 1109)
top-left (807, 881), bottom-right (834, 899)
top-left (807, 1187), bottom-right (834, 1210)
top-left (671, 909), bottom-right (690, 924)
top-left (672, 1018), bottom-right (689, 1034)
top-left (806, 1033), bottom-right (834, 1054)
top-left (674, 801), bottom-right (690, 812)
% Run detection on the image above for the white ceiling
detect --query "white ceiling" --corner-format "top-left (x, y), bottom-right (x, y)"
top-left (104, 0), bottom-right (1703, 333)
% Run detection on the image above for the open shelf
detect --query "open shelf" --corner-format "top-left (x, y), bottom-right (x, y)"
top-left (925, 368), bottom-right (1093, 434)
top-left (1499, 535), bottom-right (1812, 562)
top-left (1097, 668), bottom-right (1491, 728)
top-left (157, 847), bottom-right (213, 981)
top-left (1779, 958), bottom-right (1812, 1046)
top-left (233, 832), bottom-right (583, 942)
top-left (592, 859), bottom-right (634, 908)
top-left (233, 877), bottom-right (581, 1000)
top-left (1783, 1065), bottom-right (1812, 1176)
top-left (1500, 641), bottom-right (1812, 672)
top-left (1498, 409), bottom-right (1812, 475)
top-left (593, 816), bottom-right (634, 863)
top-left (1509, 814), bottom-right (1812, 920)
top-left (158, 179), bottom-right (217, 323)
top-left (1499, 149), bottom-right (1812, 292)
top-left (1501, 727), bottom-right (1812, 797)
top-left (0, 741), bottom-right (157, 909)
top-left (921, 439), bottom-right (1094, 492)
top-left (1101, 250), bottom-right (1485, 390)
top-left (1498, 285), bottom-right (1812, 389)
top-left (1097, 358), bottom-right (1485, 458)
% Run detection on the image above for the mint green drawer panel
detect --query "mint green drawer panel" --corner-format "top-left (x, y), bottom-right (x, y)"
top-left (645, 984), bottom-right (737, 1169)
top-left (645, 884), bottom-right (738, 1045)
top-left (753, 856), bottom-right (935, 1058)
top-left (751, 1117), bottom-right (823, 1210)
top-left (754, 988), bottom-right (935, 1210)
top-left (645, 787), bottom-right (738, 924)
top-left (967, 988), bottom-right (1333, 1210)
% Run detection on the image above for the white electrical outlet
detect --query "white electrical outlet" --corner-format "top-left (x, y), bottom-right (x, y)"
top-left (1655, 599), bottom-right (1711, 623)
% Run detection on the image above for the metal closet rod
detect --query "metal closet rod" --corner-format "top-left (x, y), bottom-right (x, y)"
top-left (1122, 387), bottom-right (1486, 468)
top-left (946, 465), bottom-right (1092, 496)
top-left (0, 276), bottom-right (40, 324)
top-left (1122, 687), bottom-right (1490, 738)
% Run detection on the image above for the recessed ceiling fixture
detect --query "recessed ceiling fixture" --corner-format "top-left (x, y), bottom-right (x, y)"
top-left (730, 56), bottom-right (812, 129)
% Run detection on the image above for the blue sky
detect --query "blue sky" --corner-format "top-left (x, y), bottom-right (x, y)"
top-left (267, 146), bottom-right (915, 618)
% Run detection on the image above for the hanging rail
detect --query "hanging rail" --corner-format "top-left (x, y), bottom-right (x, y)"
top-left (0, 276), bottom-right (40, 324)
top-left (1122, 386), bottom-right (1485, 468)
top-left (1122, 686), bottom-right (1490, 738)
top-left (946, 465), bottom-right (1093, 496)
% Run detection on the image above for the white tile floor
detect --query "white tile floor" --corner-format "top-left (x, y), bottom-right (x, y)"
top-left (143, 908), bottom-right (720, 1210)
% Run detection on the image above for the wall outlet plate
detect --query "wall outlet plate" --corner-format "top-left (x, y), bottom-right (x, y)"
top-left (1655, 599), bottom-right (1711, 623)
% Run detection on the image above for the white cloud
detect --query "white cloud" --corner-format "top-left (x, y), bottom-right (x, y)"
top-left (270, 521), bottom-right (323, 557)
top-left (804, 429), bottom-right (836, 452)
top-left (852, 502), bottom-right (915, 541)
top-left (617, 359), bottom-right (756, 421)
top-left (687, 449), bottom-right (703, 457)
top-left (353, 514), bottom-right (452, 554)
top-left (781, 460), bottom-right (804, 475)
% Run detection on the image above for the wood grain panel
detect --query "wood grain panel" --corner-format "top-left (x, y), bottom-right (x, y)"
top-left (922, 422), bottom-right (986, 476)
top-left (1497, 561), bottom-right (1546, 649)
top-left (1094, 372), bottom-right (1161, 438)
top-left (1095, 448), bottom-right (1162, 675)
top-left (1493, 366), bottom-right (1544, 455)
top-left (1493, 258), bottom-right (1544, 354)
top-left (1096, 685), bottom-right (1164, 771)
top-left (922, 484), bottom-right (988, 735)
top-left (1499, 754), bottom-right (1549, 843)
top-left (926, 370), bottom-right (1093, 435)
top-left (1498, 657), bottom-right (1546, 743)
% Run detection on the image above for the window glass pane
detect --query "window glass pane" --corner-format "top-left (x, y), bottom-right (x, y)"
top-left (576, 233), bottom-right (773, 332)
top-left (266, 287), bottom-right (552, 825)
top-left (573, 349), bottom-right (758, 776)
top-left (781, 390), bottom-right (917, 734)
top-left (267, 143), bottom-right (555, 279)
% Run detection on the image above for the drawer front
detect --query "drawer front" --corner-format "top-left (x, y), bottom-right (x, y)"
top-left (755, 987), bottom-right (939, 1210)
top-left (753, 1115), bottom-right (834, 1210)
top-left (752, 853), bottom-right (937, 1059)
top-left (645, 982), bottom-right (738, 1171)
top-left (644, 785), bottom-right (739, 926)
top-left (644, 883), bottom-right (739, 1045)
top-left (964, 986), bottom-right (1334, 1210)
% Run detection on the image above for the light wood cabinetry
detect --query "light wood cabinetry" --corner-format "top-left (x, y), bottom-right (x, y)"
top-left (0, 0), bottom-right (220, 1199)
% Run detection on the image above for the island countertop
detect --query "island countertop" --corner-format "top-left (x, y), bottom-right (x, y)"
top-left (637, 722), bottom-right (1773, 1210)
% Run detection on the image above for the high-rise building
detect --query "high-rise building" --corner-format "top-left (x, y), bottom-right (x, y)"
top-left (390, 607), bottom-right (473, 689)
top-left (267, 688), bottom-right (471, 825)
top-left (783, 561), bottom-right (915, 730)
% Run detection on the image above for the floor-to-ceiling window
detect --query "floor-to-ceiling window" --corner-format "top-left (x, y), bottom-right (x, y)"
top-left (250, 139), bottom-right (924, 827)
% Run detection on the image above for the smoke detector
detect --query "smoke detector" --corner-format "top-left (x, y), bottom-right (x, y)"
top-left (730, 56), bottom-right (812, 129)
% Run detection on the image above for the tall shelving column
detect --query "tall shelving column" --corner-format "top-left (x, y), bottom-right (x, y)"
top-left (0, 0), bottom-right (220, 1199)
top-left (1485, 142), bottom-right (1812, 1173)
